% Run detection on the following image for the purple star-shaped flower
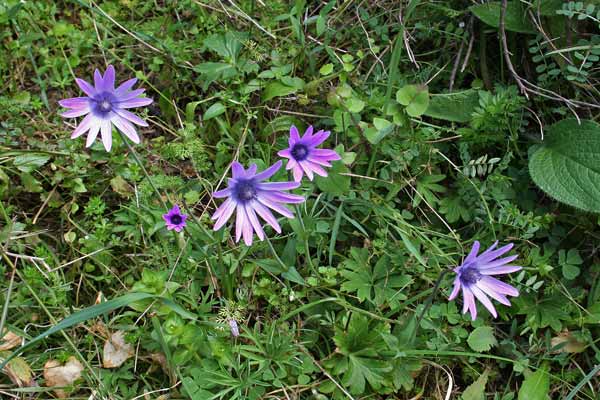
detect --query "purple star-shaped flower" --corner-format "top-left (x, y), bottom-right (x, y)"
top-left (211, 160), bottom-right (304, 246)
top-left (277, 125), bottom-right (341, 182)
top-left (162, 205), bottom-right (187, 232)
top-left (449, 241), bottom-right (521, 320)
top-left (59, 65), bottom-right (153, 152)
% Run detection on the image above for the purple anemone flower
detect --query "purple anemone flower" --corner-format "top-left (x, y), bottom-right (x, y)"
top-left (449, 241), bottom-right (521, 320)
top-left (228, 320), bottom-right (240, 337)
top-left (211, 160), bottom-right (304, 246)
top-left (59, 65), bottom-right (153, 152)
top-left (277, 125), bottom-right (341, 182)
top-left (163, 205), bottom-right (187, 232)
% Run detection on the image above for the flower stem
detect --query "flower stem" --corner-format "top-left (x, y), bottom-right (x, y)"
top-left (119, 132), bottom-right (168, 211)
top-left (413, 268), bottom-right (453, 339)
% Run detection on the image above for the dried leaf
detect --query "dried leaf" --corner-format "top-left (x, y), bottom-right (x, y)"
top-left (1, 351), bottom-right (33, 387)
top-left (103, 331), bottom-right (134, 368)
top-left (43, 356), bottom-right (83, 398)
top-left (550, 331), bottom-right (586, 353)
top-left (0, 330), bottom-right (21, 351)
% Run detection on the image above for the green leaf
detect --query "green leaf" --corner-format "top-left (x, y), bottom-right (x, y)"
top-left (13, 153), bottom-right (50, 173)
top-left (0, 292), bottom-right (157, 370)
top-left (315, 161), bottom-right (350, 195)
top-left (262, 78), bottom-right (305, 101)
top-left (20, 172), bottom-right (43, 193)
top-left (518, 365), bottom-right (550, 400)
top-left (470, 1), bottom-right (535, 34)
top-left (467, 326), bottom-right (497, 352)
top-left (364, 118), bottom-right (394, 144)
top-left (203, 102), bottom-right (226, 121)
top-left (461, 369), bottom-right (489, 400)
top-left (396, 84), bottom-right (429, 117)
top-left (345, 97), bottom-right (365, 113)
top-left (529, 119), bottom-right (600, 213)
top-left (424, 89), bottom-right (480, 122)
top-left (319, 63), bottom-right (334, 75)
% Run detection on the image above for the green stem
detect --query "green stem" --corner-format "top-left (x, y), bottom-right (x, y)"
top-left (413, 268), bottom-right (453, 339)
top-left (120, 132), bottom-right (167, 211)
top-left (295, 204), bottom-right (317, 274)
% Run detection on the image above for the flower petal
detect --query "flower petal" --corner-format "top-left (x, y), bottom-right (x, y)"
top-left (213, 188), bottom-right (232, 198)
top-left (232, 162), bottom-right (245, 179)
top-left (260, 191), bottom-right (305, 204)
top-left (71, 114), bottom-right (95, 138)
top-left (257, 195), bottom-right (294, 218)
top-left (299, 161), bottom-right (314, 180)
top-left (479, 276), bottom-right (519, 297)
top-left (93, 69), bottom-right (104, 91)
top-left (449, 278), bottom-right (461, 300)
top-left (61, 107), bottom-right (90, 118)
top-left (289, 125), bottom-right (300, 145)
top-left (103, 65), bottom-right (116, 90)
top-left (101, 119), bottom-right (113, 151)
top-left (257, 182), bottom-right (300, 191)
top-left (462, 286), bottom-right (477, 320)
top-left (254, 160), bottom-right (282, 181)
top-left (118, 97), bottom-right (153, 109)
top-left (480, 266), bottom-right (522, 275)
top-left (251, 200), bottom-right (281, 233)
top-left (75, 78), bottom-right (96, 97)
top-left (86, 123), bottom-right (101, 147)
top-left (479, 255), bottom-right (519, 269)
top-left (306, 129), bottom-right (330, 146)
top-left (477, 242), bottom-right (514, 264)
top-left (112, 115), bottom-right (140, 144)
top-left (463, 241), bottom-right (481, 265)
top-left (470, 285), bottom-right (497, 318)
top-left (292, 166), bottom-right (304, 182)
top-left (213, 199), bottom-right (236, 230)
top-left (245, 205), bottom-right (265, 241)
top-left (302, 125), bottom-right (314, 139)
top-left (115, 78), bottom-right (138, 95)
top-left (278, 149), bottom-right (292, 158)
top-left (114, 109), bottom-right (149, 127)
top-left (59, 97), bottom-right (90, 109)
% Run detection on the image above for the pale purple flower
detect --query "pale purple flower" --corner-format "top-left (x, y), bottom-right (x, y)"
top-left (163, 205), bottom-right (187, 232)
top-left (228, 319), bottom-right (240, 337)
top-left (211, 160), bottom-right (304, 246)
top-left (277, 125), bottom-right (341, 182)
top-left (449, 241), bottom-right (521, 320)
top-left (59, 65), bottom-right (153, 152)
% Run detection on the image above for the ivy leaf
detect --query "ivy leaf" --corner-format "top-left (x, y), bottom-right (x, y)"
top-left (529, 119), bottom-right (600, 213)
top-left (518, 365), bottom-right (550, 400)
top-left (467, 326), bottom-right (497, 352)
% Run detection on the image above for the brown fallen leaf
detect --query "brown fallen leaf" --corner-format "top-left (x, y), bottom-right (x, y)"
top-left (1, 351), bottom-right (33, 387)
top-left (0, 330), bottom-right (21, 351)
top-left (550, 331), bottom-right (586, 353)
top-left (43, 356), bottom-right (84, 398)
top-left (103, 331), bottom-right (134, 368)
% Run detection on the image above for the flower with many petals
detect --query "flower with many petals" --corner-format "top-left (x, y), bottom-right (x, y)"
top-left (59, 65), bottom-right (153, 152)
top-left (211, 160), bottom-right (304, 245)
top-left (449, 241), bottom-right (521, 320)
top-left (163, 205), bottom-right (187, 232)
top-left (278, 125), bottom-right (341, 182)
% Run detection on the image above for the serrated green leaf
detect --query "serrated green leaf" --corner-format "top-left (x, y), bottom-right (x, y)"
top-left (467, 326), bottom-right (497, 352)
top-left (529, 119), bottom-right (600, 213)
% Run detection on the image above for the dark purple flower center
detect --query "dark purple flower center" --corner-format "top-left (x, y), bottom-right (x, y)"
top-left (234, 180), bottom-right (257, 203)
top-left (291, 143), bottom-right (309, 161)
top-left (169, 214), bottom-right (183, 225)
top-left (460, 266), bottom-right (482, 285)
top-left (91, 92), bottom-right (117, 116)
